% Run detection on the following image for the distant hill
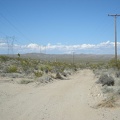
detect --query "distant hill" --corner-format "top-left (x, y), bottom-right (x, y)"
top-left (3, 53), bottom-right (119, 63)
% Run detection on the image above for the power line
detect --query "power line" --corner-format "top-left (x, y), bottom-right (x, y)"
top-left (0, 12), bottom-right (33, 43)
top-left (6, 36), bottom-right (15, 55)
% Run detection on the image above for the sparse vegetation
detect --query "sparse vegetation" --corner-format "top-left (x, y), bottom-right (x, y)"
top-left (108, 58), bottom-right (120, 69)
top-left (0, 55), bottom-right (80, 82)
top-left (0, 55), bottom-right (11, 62)
top-left (6, 65), bottom-right (18, 73)
top-left (96, 74), bottom-right (114, 86)
top-left (96, 95), bottom-right (118, 108)
top-left (34, 71), bottom-right (43, 77)
top-left (0, 54), bottom-right (120, 112)
top-left (20, 79), bottom-right (33, 84)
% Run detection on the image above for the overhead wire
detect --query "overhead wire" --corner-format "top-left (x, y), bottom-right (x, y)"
top-left (0, 12), bottom-right (34, 43)
top-left (0, 2), bottom-right (40, 54)
top-left (0, 1), bottom-right (36, 45)
top-left (0, 12), bottom-right (30, 54)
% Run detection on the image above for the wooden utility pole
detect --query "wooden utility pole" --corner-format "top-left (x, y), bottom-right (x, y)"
top-left (108, 14), bottom-right (120, 65)
top-left (72, 51), bottom-right (75, 65)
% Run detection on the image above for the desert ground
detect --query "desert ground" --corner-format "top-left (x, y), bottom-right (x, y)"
top-left (0, 68), bottom-right (120, 120)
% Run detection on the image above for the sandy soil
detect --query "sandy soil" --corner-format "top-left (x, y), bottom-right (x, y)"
top-left (0, 69), bottom-right (120, 120)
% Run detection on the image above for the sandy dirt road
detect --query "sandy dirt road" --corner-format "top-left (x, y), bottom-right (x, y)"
top-left (0, 69), bottom-right (120, 120)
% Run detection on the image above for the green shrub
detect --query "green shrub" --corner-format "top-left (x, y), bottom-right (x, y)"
top-left (34, 71), bottom-right (43, 77)
top-left (108, 59), bottom-right (120, 69)
top-left (6, 65), bottom-right (17, 73)
top-left (0, 55), bottom-right (10, 62)
top-left (20, 59), bottom-right (30, 71)
top-left (45, 65), bottom-right (52, 72)
top-left (40, 66), bottom-right (44, 71)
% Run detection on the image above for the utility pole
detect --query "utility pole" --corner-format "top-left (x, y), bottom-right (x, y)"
top-left (72, 51), bottom-right (75, 65)
top-left (108, 14), bottom-right (120, 65)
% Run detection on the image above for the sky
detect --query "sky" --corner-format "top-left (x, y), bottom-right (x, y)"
top-left (0, 0), bottom-right (120, 54)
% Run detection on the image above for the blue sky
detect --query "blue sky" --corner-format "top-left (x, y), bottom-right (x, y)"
top-left (0, 0), bottom-right (120, 54)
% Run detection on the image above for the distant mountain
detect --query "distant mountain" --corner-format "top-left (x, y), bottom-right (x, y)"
top-left (2, 53), bottom-right (119, 63)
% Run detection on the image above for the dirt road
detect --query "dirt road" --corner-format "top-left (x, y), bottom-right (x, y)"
top-left (0, 69), bottom-right (120, 120)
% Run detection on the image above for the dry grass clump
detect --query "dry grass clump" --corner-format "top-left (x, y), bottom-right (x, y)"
top-left (36, 75), bottom-right (53, 85)
top-left (34, 71), bottom-right (43, 77)
top-left (96, 95), bottom-right (119, 108)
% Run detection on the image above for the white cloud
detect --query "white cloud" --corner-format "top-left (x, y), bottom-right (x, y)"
top-left (0, 43), bottom-right (7, 47)
top-left (27, 43), bottom-right (39, 49)
top-left (0, 41), bottom-right (118, 54)
top-left (97, 41), bottom-right (114, 48)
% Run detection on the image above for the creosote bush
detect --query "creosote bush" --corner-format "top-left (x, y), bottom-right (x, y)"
top-left (0, 55), bottom-right (10, 62)
top-left (34, 71), bottom-right (43, 77)
top-left (89, 63), bottom-right (106, 70)
top-left (6, 65), bottom-right (18, 73)
top-left (108, 58), bottom-right (120, 69)
top-left (0, 55), bottom-right (81, 79)
top-left (96, 74), bottom-right (114, 86)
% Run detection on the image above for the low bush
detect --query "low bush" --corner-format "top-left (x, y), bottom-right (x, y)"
top-left (6, 65), bottom-right (18, 73)
top-left (96, 74), bottom-right (114, 86)
top-left (34, 71), bottom-right (43, 77)
top-left (0, 55), bottom-right (10, 62)
top-left (108, 58), bottom-right (120, 69)
top-left (56, 72), bottom-right (64, 79)
top-left (96, 95), bottom-right (118, 108)
top-left (20, 79), bottom-right (33, 84)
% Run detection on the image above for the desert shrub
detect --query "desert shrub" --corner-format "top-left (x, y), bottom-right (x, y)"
top-left (46, 61), bottom-right (79, 74)
top-left (20, 59), bottom-right (32, 72)
top-left (39, 65), bottom-right (52, 72)
top-left (0, 55), bottom-right (10, 62)
top-left (56, 72), bottom-right (64, 79)
top-left (89, 63), bottom-right (105, 70)
top-left (20, 79), bottom-right (33, 84)
top-left (46, 65), bottom-right (53, 72)
top-left (20, 59), bottom-right (30, 66)
top-left (37, 75), bottom-right (53, 83)
top-left (96, 95), bottom-right (118, 108)
top-left (101, 86), bottom-right (114, 94)
top-left (89, 64), bottom-right (98, 69)
top-left (40, 66), bottom-right (44, 71)
top-left (34, 71), bottom-right (43, 77)
top-left (96, 74), bottom-right (114, 86)
top-left (42, 65), bottom-right (53, 73)
top-left (108, 58), bottom-right (120, 69)
top-left (6, 65), bottom-right (18, 73)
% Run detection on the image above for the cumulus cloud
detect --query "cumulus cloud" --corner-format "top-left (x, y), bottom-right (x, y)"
top-left (0, 40), bottom-right (119, 54)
